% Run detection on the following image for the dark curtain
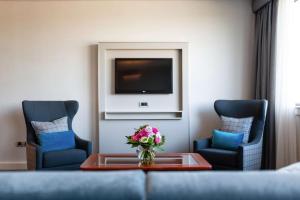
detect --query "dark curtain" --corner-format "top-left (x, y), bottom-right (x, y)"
top-left (253, 0), bottom-right (278, 169)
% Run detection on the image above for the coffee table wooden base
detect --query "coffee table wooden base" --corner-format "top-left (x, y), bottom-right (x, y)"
top-left (80, 153), bottom-right (212, 171)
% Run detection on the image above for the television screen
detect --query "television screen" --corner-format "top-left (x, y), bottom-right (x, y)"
top-left (115, 58), bottom-right (173, 94)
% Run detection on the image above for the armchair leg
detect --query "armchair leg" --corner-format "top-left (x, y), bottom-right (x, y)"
top-left (26, 145), bottom-right (36, 170)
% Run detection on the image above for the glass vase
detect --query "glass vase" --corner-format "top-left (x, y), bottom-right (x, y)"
top-left (137, 146), bottom-right (156, 165)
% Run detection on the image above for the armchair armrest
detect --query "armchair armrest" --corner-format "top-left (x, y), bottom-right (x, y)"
top-left (26, 142), bottom-right (43, 170)
top-left (193, 138), bottom-right (212, 152)
top-left (238, 138), bottom-right (263, 170)
top-left (75, 136), bottom-right (92, 156)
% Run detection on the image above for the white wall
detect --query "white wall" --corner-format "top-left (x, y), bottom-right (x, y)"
top-left (0, 0), bottom-right (254, 167)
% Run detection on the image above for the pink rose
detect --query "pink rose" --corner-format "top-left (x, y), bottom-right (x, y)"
top-left (152, 127), bottom-right (159, 134)
top-left (155, 137), bottom-right (161, 144)
top-left (132, 135), bottom-right (139, 141)
top-left (139, 130), bottom-right (149, 137)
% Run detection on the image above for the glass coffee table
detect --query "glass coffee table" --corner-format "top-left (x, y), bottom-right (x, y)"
top-left (80, 153), bottom-right (212, 171)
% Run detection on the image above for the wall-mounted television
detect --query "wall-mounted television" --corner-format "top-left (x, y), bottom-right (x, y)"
top-left (115, 58), bottom-right (173, 94)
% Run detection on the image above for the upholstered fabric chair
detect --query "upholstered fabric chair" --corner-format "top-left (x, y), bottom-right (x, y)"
top-left (194, 100), bottom-right (268, 170)
top-left (22, 101), bottom-right (92, 170)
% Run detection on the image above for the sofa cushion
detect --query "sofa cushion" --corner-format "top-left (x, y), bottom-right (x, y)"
top-left (147, 172), bottom-right (300, 200)
top-left (0, 171), bottom-right (145, 200)
top-left (43, 149), bottom-right (86, 168)
top-left (220, 116), bottom-right (253, 143)
top-left (278, 162), bottom-right (300, 173)
top-left (197, 148), bottom-right (238, 167)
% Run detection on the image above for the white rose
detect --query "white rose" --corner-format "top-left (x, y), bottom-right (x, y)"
top-left (149, 132), bottom-right (155, 136)
top-left (139, 137), bottom-right (148, 143)
top-left (144, 126), bottom-right (153, 133)
top-left (156, 133), bottom-right (162, 139)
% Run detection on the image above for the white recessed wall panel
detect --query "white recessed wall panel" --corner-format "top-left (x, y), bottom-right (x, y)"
top-left (98, 42), bottom-right (189, 153)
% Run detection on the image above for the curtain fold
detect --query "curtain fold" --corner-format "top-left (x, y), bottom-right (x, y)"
top-left (254, 0), bottom-right (278, 169)
top-left (253, 0), bottom-right (272, 12)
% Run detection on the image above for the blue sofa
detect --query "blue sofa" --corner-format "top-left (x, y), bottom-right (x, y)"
top-left (0, 171), bottom-right (299, 200)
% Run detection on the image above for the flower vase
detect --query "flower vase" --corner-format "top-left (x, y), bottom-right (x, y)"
top-left (137, 146), bottom-right (156, 165)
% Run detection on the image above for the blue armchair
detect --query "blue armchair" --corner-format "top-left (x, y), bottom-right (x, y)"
top-left (194, 100), bottom-right (268, 170)
top-left (22, 101), bottom-right (92, 170)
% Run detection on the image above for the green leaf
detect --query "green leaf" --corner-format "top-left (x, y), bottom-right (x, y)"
top-left (154, 146), bottom-right (164, 151)
top-left (148, 137), bottom-right (154, 145)
top-left (131, 144), bottom-right (139, 148)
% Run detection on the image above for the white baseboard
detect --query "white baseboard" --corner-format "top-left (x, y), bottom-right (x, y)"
top-left (0, 162), bottom-right (27, 170)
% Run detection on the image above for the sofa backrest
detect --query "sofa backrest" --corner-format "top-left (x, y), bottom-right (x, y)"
top-left (1, 170), bottom-right (300, 200)
top-left (147, 171), bottom-right (300, 200)
top-left (0, 171), bottom-right (145, 200)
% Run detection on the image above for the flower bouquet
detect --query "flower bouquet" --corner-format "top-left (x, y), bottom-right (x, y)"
top-left (126, 125), bottom-right (165, 165)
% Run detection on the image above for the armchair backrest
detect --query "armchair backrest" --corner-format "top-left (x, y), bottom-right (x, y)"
top-left (214, 100), bottom-right (268, 143)
top-left (22, 101), bottom-right (79, 144)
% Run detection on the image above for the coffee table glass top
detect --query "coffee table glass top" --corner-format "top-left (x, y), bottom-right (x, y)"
top-left (98, 154), bottom-right (198, 165)
top-left (80, 153), bottom-right (212, 171)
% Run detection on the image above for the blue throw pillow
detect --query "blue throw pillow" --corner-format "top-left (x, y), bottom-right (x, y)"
top-left (212, 129), bottom-right (244, 150)
top-left (38, 131), bottom-right (75, 152)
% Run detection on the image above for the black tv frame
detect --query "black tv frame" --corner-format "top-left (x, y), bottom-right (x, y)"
top-left (114, 58), bottom-right (173, 94)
